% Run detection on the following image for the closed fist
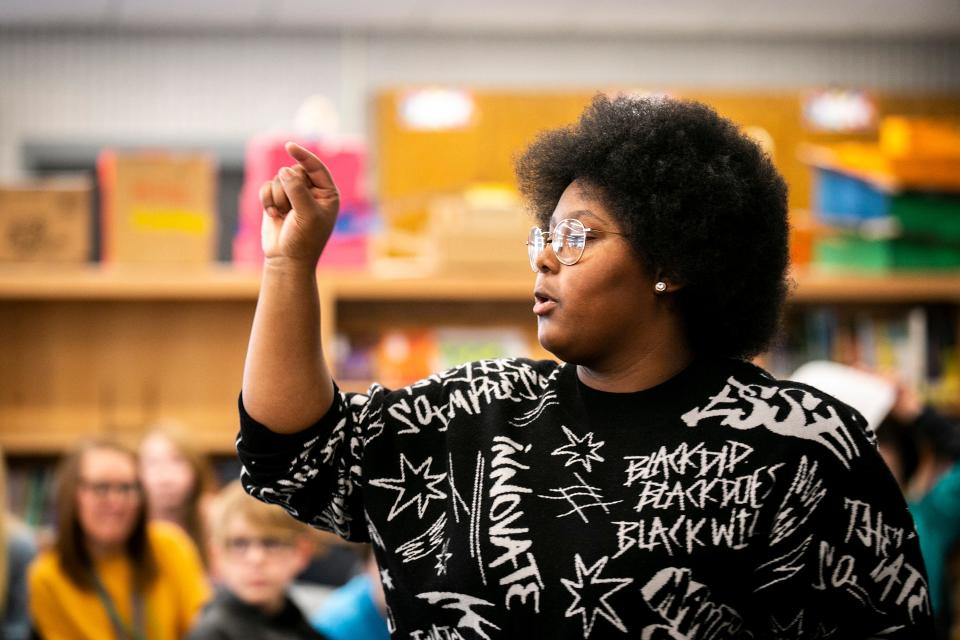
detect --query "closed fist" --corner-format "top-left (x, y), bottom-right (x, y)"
top-left (259, 142), bottom-right (340, 265)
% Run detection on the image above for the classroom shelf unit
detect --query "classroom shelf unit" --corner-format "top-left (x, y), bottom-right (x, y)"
top-left (2, 264), bottom-right (960, 455)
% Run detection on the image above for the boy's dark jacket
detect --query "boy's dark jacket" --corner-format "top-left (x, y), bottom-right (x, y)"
top-left (186, 588), bottom-right (328, 640)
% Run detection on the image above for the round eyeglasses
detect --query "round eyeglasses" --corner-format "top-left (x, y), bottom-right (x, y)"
top-left (78, 479), bottom-right (142, 500)
top-left (223, 535), bottom-right (296, 557)
top-left (525, 218), bottom-right (626, 272)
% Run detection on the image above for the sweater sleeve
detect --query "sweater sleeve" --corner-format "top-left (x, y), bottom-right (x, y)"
top-left (751, 408), bottom-right (935, 638)
top-left (238, 359), bottom-right (552, 544)
top-left (237, 384), bottom-right (379, 543)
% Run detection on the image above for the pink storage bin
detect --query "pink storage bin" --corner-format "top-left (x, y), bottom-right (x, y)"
top-left (232, 228), bottom-right (262, 266)
top-left (318, 234), bottom-right (368, 269)
top-left (244, 135), bottom-right (367, 209)
top-left (234, 134), bottom-right (372, 269)
top-left (232, 230), bottom-right (367, 270)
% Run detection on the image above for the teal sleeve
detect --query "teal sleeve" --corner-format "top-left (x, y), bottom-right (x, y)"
top-left (909, 462), bottom-right (960, 612)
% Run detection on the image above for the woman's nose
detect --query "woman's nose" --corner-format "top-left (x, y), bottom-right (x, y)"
top-left (534, 242), bottom-right (559, 273)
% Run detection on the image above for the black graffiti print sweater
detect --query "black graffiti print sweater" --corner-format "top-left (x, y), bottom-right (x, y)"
top-left (238, 358), bottom-right (934, 639)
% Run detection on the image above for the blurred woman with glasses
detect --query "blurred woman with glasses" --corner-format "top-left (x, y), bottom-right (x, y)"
top-left (28, 439), bottom-right (210, 640)
top-left (237, 95), bottom-right (934, 637)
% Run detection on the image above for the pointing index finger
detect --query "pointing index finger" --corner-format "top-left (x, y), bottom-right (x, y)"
top-left (285, 142), bottom-right (337, 191)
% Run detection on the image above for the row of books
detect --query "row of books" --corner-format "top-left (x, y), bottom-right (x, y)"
top-left (336, 308), bottom-right (960, 413)
top-left (6, 463), bottom-right (56, 529)
top-left (334, 327), bottom-right (531, 390)
top-left (765, 304), bottom-right (960, 410)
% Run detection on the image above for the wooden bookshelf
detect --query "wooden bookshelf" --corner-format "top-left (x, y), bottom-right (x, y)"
top-left (0, 264), bottom-right (263, 300)
top-left (3, 265), bottom-right (960, 302)
top-left (792, 269), bottom-right (960, 303)
top-left (2, 264), bottom-right (960, 454)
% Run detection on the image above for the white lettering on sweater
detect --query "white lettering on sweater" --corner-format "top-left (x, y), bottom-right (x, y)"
top-left (388, 360), bottom-right (555, 434)
top-left (414, 592), bottom-right (500, 640)
top-left (613, 508), bottom-right (762, 558)
top-left (640, 567), bottom-right (744, 639)
top-left (486, 436), bottom-right (543, 613)
top-left (630, 465), bottom-right (782, 513)
top-left (682, 377), bottom-right (860, 468)
top-left (843, 498), bottom-right (907, 557)
top-left (623, 441), bottom-right (754, 485)
top-left (769, 456), bottom-right (827, 545)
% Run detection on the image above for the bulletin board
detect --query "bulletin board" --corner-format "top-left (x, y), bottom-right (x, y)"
top-left (374, 88), bottom-right (960, 215)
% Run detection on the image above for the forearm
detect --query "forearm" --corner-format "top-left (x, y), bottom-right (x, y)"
top-left (241, 258), bottom-right (334, 432)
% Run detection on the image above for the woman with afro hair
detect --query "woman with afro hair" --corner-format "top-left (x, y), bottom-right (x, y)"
top-left (238, 95), bottom-right (933, 638)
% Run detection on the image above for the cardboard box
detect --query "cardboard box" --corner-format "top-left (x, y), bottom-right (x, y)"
top-left (0, 181), bottom-right (91, 262)
top-left (427, 186), bottom-right (531, 274)
top-left (99, 151), bottom-right (217, 264)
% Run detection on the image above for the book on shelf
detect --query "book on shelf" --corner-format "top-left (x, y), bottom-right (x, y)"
top-left (6, 462), bottom-right (56, 530)
top-left (766, 305), bottom-right (959, 414)
top-left (335, 326), bottom-right (530, 389)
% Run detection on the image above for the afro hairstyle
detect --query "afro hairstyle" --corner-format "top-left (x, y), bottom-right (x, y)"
top-left (515, 94), bottom-right (790, 360)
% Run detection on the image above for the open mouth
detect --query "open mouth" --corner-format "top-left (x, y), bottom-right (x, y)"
top-left (533, 291), bottom-right (557, 315)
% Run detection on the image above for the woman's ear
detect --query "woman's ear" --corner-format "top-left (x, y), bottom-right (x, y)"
top-left (293, 535), bottom-right (316, 573)
top-left (653, 270), bottom-right (685, 294)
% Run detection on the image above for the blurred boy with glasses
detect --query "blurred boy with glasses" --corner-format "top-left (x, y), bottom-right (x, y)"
top-left (187, 481), bottom-right (329, 640)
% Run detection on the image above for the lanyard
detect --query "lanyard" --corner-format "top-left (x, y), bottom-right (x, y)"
top-left (91, 570), bottom-right (146, 640)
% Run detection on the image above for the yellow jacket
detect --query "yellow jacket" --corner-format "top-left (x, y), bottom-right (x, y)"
top-left (29, 522), bottom-right (210, 640)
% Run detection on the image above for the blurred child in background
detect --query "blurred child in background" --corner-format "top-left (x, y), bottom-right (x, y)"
top-left (140, 421), bottom-right (217, 566)
top-left (294, 529), bottom-right (364, 589)
top-left (187, 481), bottom-right (328, 640)
top-left (0, 446), bottom-right (34, 640)
top-left (29, 438), bottom-right (209, 640)
top-left (310, 546), bottom-right (389, 640)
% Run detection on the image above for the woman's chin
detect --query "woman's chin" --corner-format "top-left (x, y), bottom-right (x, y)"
top-left (536, 327), bottom-right (557, 354)
top-left (537, 329), bottom-right (573, 363)
top-left (88, 532), bottom-right (131, 550)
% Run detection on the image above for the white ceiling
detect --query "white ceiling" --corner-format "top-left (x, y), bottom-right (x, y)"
top-left (1, 0), bottom-right (959, 37)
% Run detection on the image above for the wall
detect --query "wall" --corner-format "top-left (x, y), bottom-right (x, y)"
top-left (1, 28), bottom-right (959, 180)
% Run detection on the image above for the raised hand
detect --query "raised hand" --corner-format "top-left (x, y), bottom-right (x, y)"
top-left (259, 142), bottom-right (340, 265)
